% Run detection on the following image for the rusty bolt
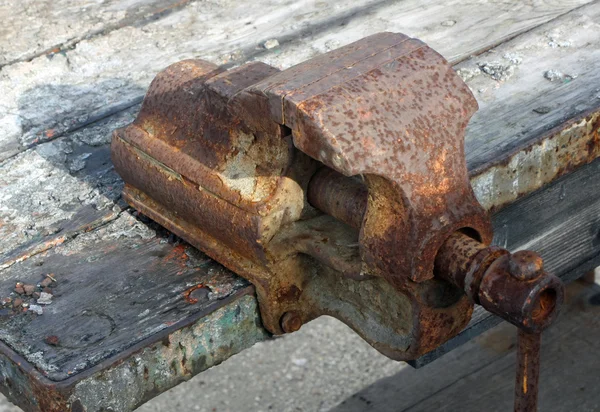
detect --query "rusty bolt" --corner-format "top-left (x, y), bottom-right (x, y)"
top-left (280, 312), bottom-right (302, 333)
top-left (509, 250), bottom-right (544, 281)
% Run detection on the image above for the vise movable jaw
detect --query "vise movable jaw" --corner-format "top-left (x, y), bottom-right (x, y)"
top-left (112, 32), bottom-right (563, 366)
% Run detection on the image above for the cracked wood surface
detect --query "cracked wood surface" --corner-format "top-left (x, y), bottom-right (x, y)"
top-left (0, 0), bottom-right (196, 68)
top-left (0, 0), bottom-right (600, 411)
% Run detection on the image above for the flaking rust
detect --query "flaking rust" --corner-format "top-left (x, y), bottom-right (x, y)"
top-left (113, 32), bottom-right (564, 412)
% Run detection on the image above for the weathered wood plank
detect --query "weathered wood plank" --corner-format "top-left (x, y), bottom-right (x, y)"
top-left (0, 0), bottom-right (591, 161)
top-left (0, 0), bottom-right (598, 366)
top-left (461, 3), bottom-right (600, 211)
top-left (334, 281), bottom-right (600, 412)
top-left (0, 291), bottom-right (265, 412)
top-left (0, 0), bottom-right (195, 68)
top-left (0, 211), bottom-right (254, 382)
top-left (0, 107), bottom-right (138, 268)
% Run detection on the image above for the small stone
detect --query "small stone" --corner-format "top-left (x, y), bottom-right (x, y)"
top-left (503, 52), bottom-right (522, 65)
top-left (33, 292), bottom-right (41, 299)
top-left (13, 298), bottom-right (23, 308)
top-left (292, 357), bottom-right (308, 366)
top-left (43, 287), bottom-right (52, 294)
top-left (478, 62), bottom-right (515, 81)
top-left (456, 67), bottom-right (481, 82)
top-left (22, 302), bottom-right (29, 308)
top-left (441, 20), bottom-right (456, 27)
top-left (37, 292), bottom-right (53, 305)
top-left (14, 286), bottom-right (24, 295)
top-left (548, 39), bottom-right (571, 48)
top-left (544, 70), bottom-right (563, 82)
top-left (263, 39), bottom-right (280, 49)
top-left (23, 284), bottom-right (36, 295)
top-left (29, 305), bottom-right (43, 315)
top-left (40, 277), bottom-right (53, 288)
top-left (1, 297), bottom-right (12, 306)
top-left (44, 335), bottom-right (59, 346)
top-left (68, 153), bottom-right (92, 173)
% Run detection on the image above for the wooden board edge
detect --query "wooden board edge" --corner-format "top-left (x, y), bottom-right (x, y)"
top-left (0, 286), bottom-right (269, 412)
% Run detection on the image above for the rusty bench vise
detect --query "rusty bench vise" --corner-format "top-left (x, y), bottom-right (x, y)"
top-left (112, 32), bottom-right (564, 411)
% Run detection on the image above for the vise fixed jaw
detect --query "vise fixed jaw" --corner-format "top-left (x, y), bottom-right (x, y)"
top-left (112, 32), bottom-right (563, 381)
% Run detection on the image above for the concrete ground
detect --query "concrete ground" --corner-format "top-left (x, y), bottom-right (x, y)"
top-left (0, 280), bottom-right (597, 412)
top-left (0, 316), bottom-right (404, 412)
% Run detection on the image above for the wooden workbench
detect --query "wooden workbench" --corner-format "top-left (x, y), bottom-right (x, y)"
top-left (1, 1), bottom-right (600, 410)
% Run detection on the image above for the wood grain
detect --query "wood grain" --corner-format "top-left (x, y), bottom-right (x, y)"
top-left (0, 0), bottom-right (196, 68)
top-left (462, 3), bottom-right (600, 210)
top-left (0, 212), bottom-right (250, 381)
top-left (0, 0), bottom-right (591, 161)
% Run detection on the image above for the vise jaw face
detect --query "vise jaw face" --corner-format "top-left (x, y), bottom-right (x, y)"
top-left (111, 32), bottom-right (493, 360)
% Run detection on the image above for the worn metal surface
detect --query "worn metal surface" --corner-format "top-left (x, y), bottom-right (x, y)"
top-left (305, 170), bottom-right (564, 410)
top-left (247, 31), bottom-right (493, 285)
top-left (109, 32), bottom-right (572, 412)
top-left (113, 32), bottom-right (496, 361)
top-left (305, 169), bottom-right (565, 336)
top-left (433, 235), bottom-right (560, 409)
top-left (306, 168), bottom-right (368, 230)
top-left (412, 155), bottom-right (600, 368)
